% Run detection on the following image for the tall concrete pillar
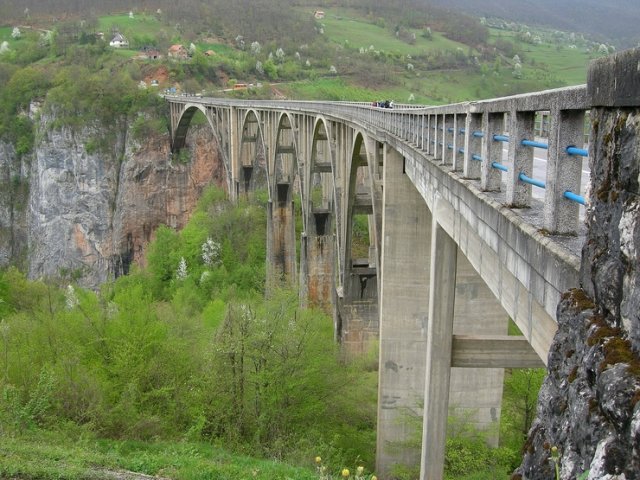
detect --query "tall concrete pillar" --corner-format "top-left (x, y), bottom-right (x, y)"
top-left (266, 185), bottom-right (297, 286)
top-left (299, 225), bottom-right (334, 311)
top-left (420, 214), bottom-right (457, 480)
top-left (376, 146), bottom-right (432, 477)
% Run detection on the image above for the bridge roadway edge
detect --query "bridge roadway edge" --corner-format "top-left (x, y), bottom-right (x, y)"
top-left (383, 132), bottom-right (581, 362)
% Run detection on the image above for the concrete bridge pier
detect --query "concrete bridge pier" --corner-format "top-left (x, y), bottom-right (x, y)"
top-left (449, 253), bottom-right (506, 441)
top-left (266, 183), bottom-right (297, 286)
top-left (377, 149), bottom-right (509, 479)
top-left (299, 213), bottom-right (335, 311)
top-left (376, 146), bottom-right (432, 476)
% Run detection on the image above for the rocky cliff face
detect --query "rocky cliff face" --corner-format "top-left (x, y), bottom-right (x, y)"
top-left (0, 140), bottom-right (29, 268)
top-left (0, 108), bottom-right (225, 289)
top-left (514, 104), bottom-right (640, 477)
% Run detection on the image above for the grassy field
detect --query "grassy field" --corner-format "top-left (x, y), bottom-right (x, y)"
top-left (320, 9), bottom-right (467, 56)
top-left (1, 430), bottom-right (320, 480)
top-left (489, 28), bottom-right (593, 86)
top-left (282, 55), bottom-right (568, 105)
top-left (0, 25), bottom-right (39, 48)
top-left (97, 13), bottom-right (164, 37)
top-left (0, 26), bottom-right (14, 43)
top-left (97, 13), bottom-right (179, 52)
top-left (520, 42), bottom-right (590, 85)
top-left (196, 41), bottom-right (234, 56)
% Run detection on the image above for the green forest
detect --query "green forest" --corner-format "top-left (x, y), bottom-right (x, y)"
top-left (1, 187), bottom-right (543, 479)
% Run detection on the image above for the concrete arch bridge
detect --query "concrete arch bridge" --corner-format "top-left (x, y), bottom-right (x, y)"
top-left (167, 74), bottom-right (595, 478)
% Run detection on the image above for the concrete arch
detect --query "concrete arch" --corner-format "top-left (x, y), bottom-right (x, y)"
top-left (343, 131), bottom-right (377, 299)
top-left (271, 112), bottom-right (300, 205)
top-left (238, 109), bottom-right (268, 196)
top-left (171, 103), bottom-right (233, 192)
top-left (300, 116), bottom-right (340, 311)
top-left (265, 111), bottom-right (301, 286)
top-left (333, 130), bottom-right (380, 352)
top-left (171, 103), bottom-right (208, 152)
top-left (307, 117), bottom-right (336, 235)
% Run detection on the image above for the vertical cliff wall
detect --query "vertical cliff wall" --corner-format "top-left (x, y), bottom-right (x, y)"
top-left (0, 140), bottom-right (29, 268)
top-left (515, 49), bottom-right (640, 480)
top-left (0, 109), bottom-right (224, 289)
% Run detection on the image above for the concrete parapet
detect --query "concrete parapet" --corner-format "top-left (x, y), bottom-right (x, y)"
top-left (588, 47), bottom-right (640, 107)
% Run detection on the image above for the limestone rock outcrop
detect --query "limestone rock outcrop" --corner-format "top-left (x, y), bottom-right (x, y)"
top-left (515, 104), bottom-right (640, 478)
top-left (0, 110), bottom-right (224, 289)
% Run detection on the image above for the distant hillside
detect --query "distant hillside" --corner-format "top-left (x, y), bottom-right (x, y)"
top-left (425, 0), bottom-right (640, 47)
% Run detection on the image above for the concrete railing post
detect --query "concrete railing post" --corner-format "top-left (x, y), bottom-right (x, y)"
top-left (429, 114), bottom-right (442, 160)
top-left (452, 114), bottom-right (464, 171)
top-left (543, 108), bottom-right (584, 234)
top-left (425, 115), bottom-right (433, 156)
top-left (506, 110), bottom-right (535, 207)
top-left (463, 112), bottom-right (482, 179)
top-left (480, 112), bottom-right (503, 191)
top-left (442, 115), bottom-right (453, 166)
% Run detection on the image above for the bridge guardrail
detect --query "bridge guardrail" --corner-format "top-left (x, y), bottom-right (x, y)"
top-left (168, 83), bottom-right (589, 235)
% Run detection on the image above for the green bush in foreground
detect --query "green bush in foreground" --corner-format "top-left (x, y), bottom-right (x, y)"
top-left (0, 430), bottom-right (319, 480)
top-left (0, 186), bottom-right (377, 473)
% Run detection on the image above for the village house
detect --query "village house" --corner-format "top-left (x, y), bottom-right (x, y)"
top-left (109, 33), bottom-right (129, 48)
top-left (167, 44), bottom-right (189, 59)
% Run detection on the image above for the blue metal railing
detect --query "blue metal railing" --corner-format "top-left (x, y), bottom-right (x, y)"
top-left (521, 139), bottom-right (548, 149)
top-left (472, 154), bottom-right (482, 161)
top-left (492, 162), bottom-right (508, 172)
top-left (566, 146), bottom-right (589, 157)
top-left (563, 191), bottom-right (586, 205)
top-left (493, 134), bottom-right (509, 142)
top-left (472, 131), bottom-right (484, 138)
top-left (519, 173), bottom-right (546, 189)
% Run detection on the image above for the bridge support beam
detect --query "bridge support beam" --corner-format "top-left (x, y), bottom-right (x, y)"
top-left (449, 253), bottom-right (507, 444)
top-left (451, 335), bottom-right (545, 368)
top-left (377, 153), bottom-right (511, 479)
